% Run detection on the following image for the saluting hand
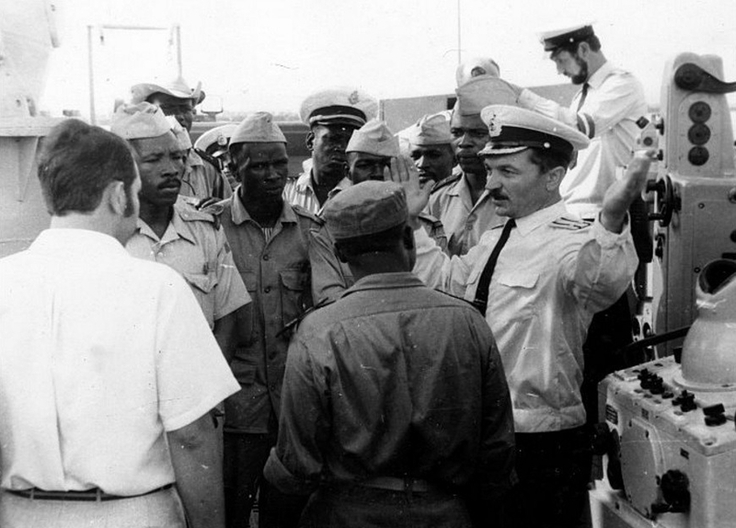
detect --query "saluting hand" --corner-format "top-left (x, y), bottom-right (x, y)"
top-left (386, 155), bottom-right (433, 229)
top-left (600, 150), bottom-right (656, 233)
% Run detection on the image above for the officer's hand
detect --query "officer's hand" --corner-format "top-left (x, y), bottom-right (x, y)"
top-left (386, 155), bottom-right (432, 229)
top-left (600, 150), bottom-right (656, 233)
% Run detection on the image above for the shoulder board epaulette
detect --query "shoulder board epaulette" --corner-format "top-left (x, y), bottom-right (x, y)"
top-left (193, 148), bottom-right (220, 170)
top-left (176, 196), bottom-right (227, 227)
top-left (418, 211), bottom-right (442, 228)
top-left (550, 216), bottom-right (593, 231)
top-left (292, 204), bottom-right (323, 224)
top-left (276, 297), bottom-right (336, 338)
top-left (430, 173), bottom-right (461, 194)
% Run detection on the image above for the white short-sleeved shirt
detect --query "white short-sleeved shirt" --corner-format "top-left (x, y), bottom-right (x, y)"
top-left (519, 62), bottom-right (647, 219)
top-left (0, 229), bottom-right (240, 495)
top-left (413, 201), bottom-right (638, 433)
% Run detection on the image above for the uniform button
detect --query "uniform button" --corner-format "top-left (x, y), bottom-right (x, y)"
top-left (264, 286), bottom-right (271, 293)
top-left (466, 223), bottom-right (473, 231)
top-left (263, 254), bottom-right (269, 261)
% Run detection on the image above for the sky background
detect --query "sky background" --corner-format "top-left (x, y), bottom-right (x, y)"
top-left (33, 0), bottom-right (736, 120)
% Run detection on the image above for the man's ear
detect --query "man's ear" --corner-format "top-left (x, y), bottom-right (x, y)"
top-left (577, 41), bottom-right (590, 59)
top-left (545, 166), bottom-right (566, 191)
top-left (305, 131), bottom-right (315, 151)
top-left (108, 181), bottom-right (128, 215)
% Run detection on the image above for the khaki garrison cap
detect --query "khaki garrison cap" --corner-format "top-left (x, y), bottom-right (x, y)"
top-left (455, 75), bottom-right (518, 116)
top-left (346, 119), bottom-right (400, 157)
top-left (479, 104), bottom-right (589, 160)
top-left (455, 56), bottom-right (500, 87)
top-left (110, 102), bottom-right (172, 140)
top-left (323, 181), bottom-right (408, 241)
top-left (229, 112), bottom-right (287, 149)
top-left (406, 113), bottom-right (452, 146)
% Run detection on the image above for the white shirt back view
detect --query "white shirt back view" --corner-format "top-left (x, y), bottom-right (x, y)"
top-left (0, 228), bottom-right (239, 496)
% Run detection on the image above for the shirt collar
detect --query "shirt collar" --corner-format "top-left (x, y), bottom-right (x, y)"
top-left (587, 61), bottom-right (614, 90)
top-left (187, 148), bottom-right (204, 168)
top-left (294, 170), bottom-right (314, 193)
top-left (340, 272), bottom-right (425, 298)
top-left (512, 200), bottom-right (568, 236)
top-left (30, 228), bottom-right (128, 257)
top-left (134, 202), bottom-right (198, 245)
top-left (229, 192), bottom-right (297, 226)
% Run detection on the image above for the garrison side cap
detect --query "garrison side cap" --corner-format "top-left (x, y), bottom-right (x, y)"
top-left (479, 104), bottom-right (589, 159)
top-left (406, 112), bottom-right (453, 146)
top-left (455, 75), bottom-right (518, 116)
top-left (323, 180), bottom-right (407, 241)
top-left (539, 23), bottom-right (595, 52)
top-left (110, 102), bottom-right (173, 140)
top-left (346, 119), bottom-right (400, 157)
top-left (299, 87), bottom-right (377, 129)
top-left (229, 112), bottom-right (287, 148)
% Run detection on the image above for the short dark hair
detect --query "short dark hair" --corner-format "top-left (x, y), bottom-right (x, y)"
top-left (334, 224), bottom-right (406, 258)
top-left (527, 147), bottom-right (572, 174)
top-left (37, 119), bottom-right (137, 216)
top-left (554, 34), bottom-right (602, 56)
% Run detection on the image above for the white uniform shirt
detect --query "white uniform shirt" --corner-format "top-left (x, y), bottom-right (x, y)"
top-left (0, 229), bottom-right (240, 495)
top-left (413, 201), bottom-right (638, 432)
top-left (519, 62), bottom-right (647, 219)
top-left (428, 173), bottom-right (502, 256)
top-left (283, 170), bottom-right (352, 216)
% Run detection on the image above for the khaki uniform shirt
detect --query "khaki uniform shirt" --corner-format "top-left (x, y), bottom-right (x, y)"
top-left (428, 173), bottom-right (502, 256)
top-left (264, 272), bottom-right (515, 500)
top-left (126, 197), bottom-right (250, 329)
top-left (283, 170), bottom-right (352, 215)
top-left (220, 192), bottom-right (320, 433)
top-left (180, 149), bottom-right (233, 201)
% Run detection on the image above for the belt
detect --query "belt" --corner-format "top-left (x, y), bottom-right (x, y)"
top-left (4, 483), bottom-right (174, 502)
top-left (358, 476), bottom-right (437, 494)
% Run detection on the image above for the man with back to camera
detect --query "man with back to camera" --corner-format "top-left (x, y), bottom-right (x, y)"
top-left (308, 119), bottom-right (446, 304)
top-left (0, 119), bottom-right (240, 528)
top-left (131, 75), bottom-right (233, 201)
top-left (113, 103), bottom-right (250, 356)
top-left (264, 180), bottom-right (515, 528)
top-left (284, 87), bottom-right (377, 214)
top-left (219, 112), bottom-right (321, 528)
top-left (399, 104), bottom-right (653, 528)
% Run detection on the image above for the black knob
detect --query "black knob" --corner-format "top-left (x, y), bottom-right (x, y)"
top-left (661, 470), bottom-right (690, 513)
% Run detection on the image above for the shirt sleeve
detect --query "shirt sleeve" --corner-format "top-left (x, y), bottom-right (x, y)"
top-left (213, 226), bottom-right (251, 320)
top-left (519, 72), bottom-right (646, 140)
top-left (155, 269), bottom-right (241, 431)
top-left (413, 226), bottom-right (482, 298)
top-left (308, 225), bottom-right (351, 305)
top-left (562, 216), bottom-right (639, 314)
top-left (263, 332), bottom-right (329, 495)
